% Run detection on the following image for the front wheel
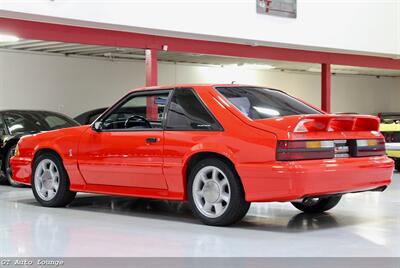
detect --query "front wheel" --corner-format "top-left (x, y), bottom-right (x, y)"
top-left (291, 196), bottom-right (341, 213)
top-left (32, 153), bottom-right (76, 207)
top-left (188, 159), bottom-right (250, 226)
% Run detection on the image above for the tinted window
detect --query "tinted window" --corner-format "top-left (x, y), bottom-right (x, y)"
top-left (88, 113), bottom-right (102, 124)
top-left (166, 88), bottom-right (221, 130)
top-left (216, 87), bottom-right (321, 120)
top-left (102, 92), bottom-right (169, 130)
top-left (4, 111), bottom-right (78, 135)
top-left (0, 116), bottom-right (5, 135)
top-left (4, 113), bottom-right (43, 134)
top-left (44, 115), bottom-right (73, 129)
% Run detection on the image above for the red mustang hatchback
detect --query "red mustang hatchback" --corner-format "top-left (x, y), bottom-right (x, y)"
top-left (11, 85), bottom-right (393, 226)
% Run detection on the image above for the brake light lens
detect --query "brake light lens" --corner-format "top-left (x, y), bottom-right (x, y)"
top-left (277, 140), bottom-right (334, 161)
top-left (354, 138), bottom-right (385, 157)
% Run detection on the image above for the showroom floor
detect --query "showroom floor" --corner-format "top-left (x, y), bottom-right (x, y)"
top-left (0, 174), bottom-right (399, 257)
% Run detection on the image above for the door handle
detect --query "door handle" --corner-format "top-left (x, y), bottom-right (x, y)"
top-left (146, 137), bottom-right (159, 143)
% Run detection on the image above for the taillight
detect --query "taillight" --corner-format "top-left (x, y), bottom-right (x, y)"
top-left (277, 140), bottom-right (334, 161)
top-left (353, 138), bottom-right (385, 157)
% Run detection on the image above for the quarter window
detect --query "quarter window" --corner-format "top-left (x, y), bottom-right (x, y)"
top-left (166, 88), bottom-right (221, 130)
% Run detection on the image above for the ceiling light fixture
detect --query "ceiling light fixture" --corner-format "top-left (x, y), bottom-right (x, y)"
top-left (221, 63), bottom-right (275, 70)
top-left (308, 67), bottom-right (360, 75)
top-left (0, 34), bottom-right (20, 43)
top-left (242, 63), bottom-right (275, 70)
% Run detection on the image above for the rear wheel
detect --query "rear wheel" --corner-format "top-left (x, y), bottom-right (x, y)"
top-left (395, 159), bottom-right (400, 172)
top-left (291, 196), bottom-right (341, 213)
top-left (32, 153), bottom-right (76, 207)
top-left (5, 145), bottom-right (22, 187)
top-left (188, 159), bottom-right (250, 226)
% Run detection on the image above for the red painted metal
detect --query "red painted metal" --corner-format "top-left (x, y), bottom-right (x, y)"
top-left (11, 85), bottom-right (393, 203)
top-left (321, 63), bottom-right (331, 113)
top-left (0, 17), bottom-right (399, 70)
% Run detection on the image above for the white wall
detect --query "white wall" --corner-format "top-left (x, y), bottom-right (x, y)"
top-left (0, 50), bottom-right (399, 118)
top-left (0, 0), bottom-right (399, 58)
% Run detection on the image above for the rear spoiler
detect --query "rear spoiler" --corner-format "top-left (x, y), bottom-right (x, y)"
top-left (255, 114), bottom-right (380, 134)
top-left (292, 115), bottom-right (380, 133)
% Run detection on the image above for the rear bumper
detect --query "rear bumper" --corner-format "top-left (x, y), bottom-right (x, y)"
top-left (386, 142), bottom-right (400, 158)
top-left (10, 156), bottom-right (32, 185)
top-left (238, 155), bottom-right (393, 202)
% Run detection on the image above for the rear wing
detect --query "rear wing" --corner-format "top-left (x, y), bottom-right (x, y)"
top-left (254, 114), bottom-right (380, 138)
top-left (292, 115), bottom-right (380, 133)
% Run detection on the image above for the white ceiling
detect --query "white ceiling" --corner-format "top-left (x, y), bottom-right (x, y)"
top-left (0, 39), bottom-right (399, 78)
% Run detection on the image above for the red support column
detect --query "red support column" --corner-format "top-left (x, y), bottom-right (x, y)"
top-left (145, 48), bottom-right (158, 86)
top-left (321, 63), bottom-right (331, 113)
top-left (145, 48), bottom-right (158, 120)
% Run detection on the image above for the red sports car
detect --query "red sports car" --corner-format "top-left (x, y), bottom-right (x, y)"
top-left (11, 85), bottom-right (393, 226)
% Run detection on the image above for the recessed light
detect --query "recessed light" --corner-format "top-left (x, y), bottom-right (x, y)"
top-left (242, 64), bottom-right (275, 70)
top-left (0, 34), bottom-right (20, 42)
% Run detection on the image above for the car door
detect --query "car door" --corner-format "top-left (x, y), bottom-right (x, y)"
top-left (77, 90), bottom-right (171, 189)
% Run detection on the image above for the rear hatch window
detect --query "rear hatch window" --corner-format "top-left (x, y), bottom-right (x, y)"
top-left (216, 86), bottom-right (321, 120)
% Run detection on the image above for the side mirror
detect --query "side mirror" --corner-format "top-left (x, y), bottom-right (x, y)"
top-left (92, 121), bottom-right (103, 132)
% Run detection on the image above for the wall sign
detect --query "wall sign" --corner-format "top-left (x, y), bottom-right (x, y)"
top-left (257, 0), bottom-right (297, 18)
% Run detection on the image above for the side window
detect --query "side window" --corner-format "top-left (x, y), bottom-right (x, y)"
top-left (0, 116), bottom-right (5, 135)
top-left (166, 88), bottom-right (221, 130)
top-left (44, 115), bottom-right (71, 130)
top-left (102, 92), bottom-right (169, 130)
top-left (3, 113), bottom-right (40, 134)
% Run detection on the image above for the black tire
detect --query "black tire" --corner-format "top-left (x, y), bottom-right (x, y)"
top-left (187, 158), bottom-right (250, 226)
top-left (0, 158), bottom-right (8, 185)
top-left (395, 159), bottom-right (400, 172)
top-left (32, 152), bottom-right (76, 207)
top-left (291, 196), bottom-right (342, 214)
top-left (4, 144), bottom-right (23, 187)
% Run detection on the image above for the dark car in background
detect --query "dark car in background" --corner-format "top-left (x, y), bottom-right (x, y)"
top-left (74, 108), bottom-right (107, 125)
top-left (0, 110), bottom-right (79, 186)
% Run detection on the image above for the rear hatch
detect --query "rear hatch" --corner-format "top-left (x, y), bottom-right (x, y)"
top-left (252, 114), bottom-right (385, 160)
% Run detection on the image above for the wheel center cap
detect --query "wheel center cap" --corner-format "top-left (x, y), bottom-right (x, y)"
top-left (203, 181), bottom-right (220, 203)
top-left (42, 171), bottom-right (52, 188)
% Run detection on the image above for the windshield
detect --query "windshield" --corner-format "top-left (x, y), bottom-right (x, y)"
top-left (4, 111), bottom-right (79, 135)
top-left (216, 86), bottom-right (321, 120)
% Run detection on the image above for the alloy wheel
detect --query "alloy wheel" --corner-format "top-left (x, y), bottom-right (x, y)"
top-left (192, 166), bottom-right (231, 218)
top-left (34, 159), bottom-right (60, 201)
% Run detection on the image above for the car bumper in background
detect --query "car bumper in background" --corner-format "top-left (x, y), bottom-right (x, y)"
top-left (385, 142), bottom-right (400, 158)
top-left (238, 155), bottom-right (393, 202)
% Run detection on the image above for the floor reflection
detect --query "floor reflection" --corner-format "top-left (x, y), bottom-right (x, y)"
top-left (1, 174), bottom-right (399, 257)
top-left (68, 195), bottom-right (344, 232)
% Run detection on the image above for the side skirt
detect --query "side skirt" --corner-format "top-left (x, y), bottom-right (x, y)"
top-left (70, 184), bottom-right (184, 201)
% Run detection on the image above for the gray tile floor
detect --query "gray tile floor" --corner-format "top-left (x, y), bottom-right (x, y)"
top-left (0, 173), bottom-right (399, 257)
